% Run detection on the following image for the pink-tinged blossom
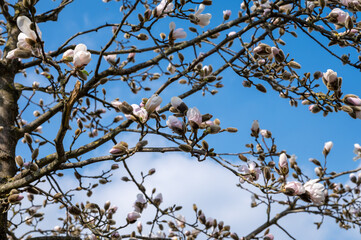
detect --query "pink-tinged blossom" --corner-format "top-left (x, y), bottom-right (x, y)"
top-left (223, 10), bottom-right (231, 20)
top-left (167, 116), bottom-right (184, 133)
top-left (194, 4), bottom-right (212, 27)
top-left (187, 107), bottom-right (202, 126)
top-left (171, 96), bottom-right (188, 113)
top-left (108, 205), bottom-right (118, 214)
top-left (127, 211), bottom-right (141, 223)
top-left (329, 8), bottom-right (349, 25)
top-left (169, 22), bottom-right (187, 40)
top-left (345, 96), bottom-right (361, 106)
top-left (258, 59), bottom-right (265, 65)
top-left (153, 193), bottom-right (163, 206)
top-left (238, 161), bottom-right (261, 182)
top-left (171, 96), bottom-right (183, 108)
top-left (304, 179), bottom-right (325, 205)
top-left (284, 181), bottom-right (305, 196)
top-left (154, 0), bottom-right (174, 17)
top-left (111, 100), bottom-right (122, 109)
top-left (253, 46), bottom-right (263, 54)
top-left (279, 153), bottom-right (288, 168)
top-left (308, 104), bottom-right (320, 113)
top-left (103, 54), bottom-right (117, 65)
top-left (73, 43), bottom-right (92, 68)
top-left (127, 52), bottom-right (136, 61)
top-left (278, 152), bottom-right (289, 174)
top-left (264, 233), bottom-right (274, 240)
top-left (124, 104), bottom-right (148, 123)
top-left (110, 231), bottom-right (120, 239)
top-left (109, 144), bottom-right (126, 155)
top-left (271, 47), bottom-right (279, 57)
top-left (228, 31), bottom-right (237, 37)
top-left (145, 94), bottom-right (162, 113)
top-left (353, 143), bottom-right (361, 161)
top-left (323, 69), bottom-right (338, 84)
top-left (133, 194), bottom-right (147, 213)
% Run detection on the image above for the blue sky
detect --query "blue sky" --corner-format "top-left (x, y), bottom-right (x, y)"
top-left (10, 0), bottom-right (361, 239)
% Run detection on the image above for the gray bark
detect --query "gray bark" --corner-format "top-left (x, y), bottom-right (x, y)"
top-left (0, 60), bottom-right (20, 240)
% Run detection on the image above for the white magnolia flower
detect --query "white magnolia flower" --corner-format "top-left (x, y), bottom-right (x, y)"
top-left (103, 54), bottom-right (117, 65)
top-left (169, 22), bottom-right (187, 40)
top-left (145, 94), bottom-right (162, 113)
top-left (133, 194), bottom-right (147, 213)
top-left (17, 16), bottom-right (42, 48)
top-left (194, 4), bottom-right (212, 27)
top-left (167, 116), bottom-right (184, 134)
top-left (284, 181), bottom-right (305, 196)
top-left (124, 104), bottom-right (148, 123)
top-left (7, 16), bottom-right (42, 59)
top-left (62, 43), bottom-right (92, 68)
top-left (127, 211), bottom-right (141, 223)
top-left (154, 0), bottom-right (174, 16)
top-left (238, 161), bottom-right (261, 182)
top-left (304, 179), bottom-right (325, 205)
top-left (73, 44), bottom-right (92, 68)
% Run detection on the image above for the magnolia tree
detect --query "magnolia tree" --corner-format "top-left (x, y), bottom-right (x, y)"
top-left (2, 0), bottom-right (361, 239)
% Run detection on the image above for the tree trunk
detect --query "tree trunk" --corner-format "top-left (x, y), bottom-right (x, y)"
top-left (0, 60), bottom-right (20, 239)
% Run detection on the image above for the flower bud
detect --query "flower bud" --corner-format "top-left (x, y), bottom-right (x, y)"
top-left (8, 194), bottom-right (24, 203)
top-left (350, 173), bottom-right (357, 183)
top-left (251, 120), bottom-right (259, 137)
top-left (120, 101), bottom-right (133, 114)
top-left (14, 49), bottom-right (32, 59)
top-left (15, 156), bottom-right (24, 167)
top-left (137, 33), bottom-right (149, 41)
top-left (68, 206), bottom-right (81, 216)
top-left (323, 141), bottom-right (333, 157)
top-left (145, 94), bottom-right (162, 113)
top-left (223, 10), bottom-right (231, 20)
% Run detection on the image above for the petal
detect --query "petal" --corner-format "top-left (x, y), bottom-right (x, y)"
top-left (169, 21), bottom-right (176, 31)
top-left (74, 43), bottom-right (88, 54)
top-left (17, 16), bottom-right (33, 38)
top-left (195, 4), bottom-right (205, 15)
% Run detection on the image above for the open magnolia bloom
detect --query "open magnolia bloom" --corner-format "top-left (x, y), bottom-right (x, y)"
top-left (169, 22), bottom-right (187, 40)
top-left (7, 16), bottom-right (42, 59)
top-left (154, 0), bottom-right (174, 17)
top-left (62, 43), bottom-right (92, 68)
top-left (191, 4), bottom-right (212, 27)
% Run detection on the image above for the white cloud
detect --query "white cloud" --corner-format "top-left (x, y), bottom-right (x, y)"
top-left (11, 140), bottom-right (361, 239)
